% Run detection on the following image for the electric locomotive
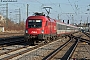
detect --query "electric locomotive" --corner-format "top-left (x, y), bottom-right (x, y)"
top-left (25, 12), bottom-right (57, 44)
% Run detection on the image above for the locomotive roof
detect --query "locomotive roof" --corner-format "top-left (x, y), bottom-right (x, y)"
top-left (27, 15), bottom-right (56, 22)
top-left (27, 16), bottom-right (48, 19)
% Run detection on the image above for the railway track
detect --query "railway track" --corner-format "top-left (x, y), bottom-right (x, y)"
top-left (42, 35), bottom-right (79, 60)
top-left (0, 35), bottom-right (70, 60)
top-left (0, 45), bottom-right (36, 60)
top-left (0, 32), bottom-right (90, 60)
top-left (0, 36), bottom-right (24, 45)
top-left (83, 32), bottom-right (90, 38)
top-left (42, 34), bottom-right (90, 60)
top-left (0, 36), bottom-right (25, 54)
top-left (71, 34), bottom-right (90, 44)
top-left (61, 39), bottom-right (78, 60)
top-left (15, 36), bottom-right (72, 60)
top-left (71, 42), bottom-right (90, 59)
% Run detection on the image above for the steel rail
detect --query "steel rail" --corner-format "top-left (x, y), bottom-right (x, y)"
top-left (61, 39), bottom-right (79, 60)
top-left (70, 34), bottom-right (90, 44)
top-left (73, 35), bottom-right (90, 44)
top-left (42, 39), bottom-right (72, 60)
top-left (80, 38), bottom-right (90, 44)
top-left (0, 41), bottom-right (26, 56)
top-left (82, 32), bottom-right (90, 38)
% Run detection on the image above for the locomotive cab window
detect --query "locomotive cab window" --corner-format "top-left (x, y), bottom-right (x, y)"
top-left (28, 20), bottom-right (42, 28)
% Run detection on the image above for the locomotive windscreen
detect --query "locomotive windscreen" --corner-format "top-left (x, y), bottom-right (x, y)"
top-left (28, 20), bottom-right (42, 28)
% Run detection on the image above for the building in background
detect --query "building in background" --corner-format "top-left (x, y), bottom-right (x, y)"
top-left (0, 25), bottom-right (4, 32)
top-left (0, 15), bottom-right (5, 32)
top-left (0, 15), bottom-right (6, 23)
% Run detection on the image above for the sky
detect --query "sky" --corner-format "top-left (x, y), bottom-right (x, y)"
top-left (0, 0), bottom-right (90, 24)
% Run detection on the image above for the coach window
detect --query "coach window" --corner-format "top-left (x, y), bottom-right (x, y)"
top-left (61, 25), bottom-right (63, 30)
top-left (58, 24), bottom-right (60, 30)
top-left (59, 24), bottom-right (61, 30)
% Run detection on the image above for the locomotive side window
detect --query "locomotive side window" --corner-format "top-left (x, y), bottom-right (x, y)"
top-left (45, 21), bottom-right (48, 26)
top-left (28, 20), bottom-right (42, 28)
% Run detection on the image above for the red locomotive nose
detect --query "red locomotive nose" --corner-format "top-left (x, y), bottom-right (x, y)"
top-left (27, 28), bottom-right (42, 35)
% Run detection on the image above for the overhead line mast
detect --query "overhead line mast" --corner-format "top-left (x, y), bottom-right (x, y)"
top-left (6, 3), bottom-right (8, 27)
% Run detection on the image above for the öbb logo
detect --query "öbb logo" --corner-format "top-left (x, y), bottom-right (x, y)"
top-left (31, 31), bottom-right (37, 33)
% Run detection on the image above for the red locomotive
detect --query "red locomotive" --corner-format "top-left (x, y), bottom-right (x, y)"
top-left (24, 12), bottom-right (78, 44)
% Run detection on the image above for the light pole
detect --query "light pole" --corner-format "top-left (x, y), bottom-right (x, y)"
top-left (15, 8), bottom-right (21, 24)
top-left (87, 4), bottom-right (90, 27)
top-left (27, 4), bottom-right (29, 18)
top-left (9, 12), bottom-right (12, 20)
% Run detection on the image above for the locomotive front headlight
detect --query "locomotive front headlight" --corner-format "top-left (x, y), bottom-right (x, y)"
top-left (41, 30), bottom-right (44, 34)
top-left (26, 30), bottom-right (28, 33)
